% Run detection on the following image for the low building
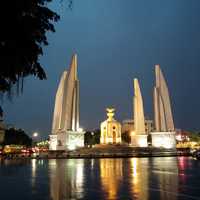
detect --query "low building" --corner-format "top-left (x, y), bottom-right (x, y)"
top-left (100, 108), bottom-right (121, 144)
top-left (122, 119), bottom-right (154, 134)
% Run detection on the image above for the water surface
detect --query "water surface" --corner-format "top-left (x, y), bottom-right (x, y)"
top-left (0, 157), bottom-right (200, 200)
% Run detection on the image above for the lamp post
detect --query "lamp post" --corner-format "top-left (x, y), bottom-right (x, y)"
top-left (91, 132), bottom-right (94, 147)
top-left (32, 132), bottom-right (39, 147)
top-left (33, 132), bottom-right (38, 138)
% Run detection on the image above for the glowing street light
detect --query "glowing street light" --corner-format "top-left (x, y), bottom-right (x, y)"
top-left (32, 132), bottom-right (39, 147)
top-left (131, 131), bottom-right (135, 136)
top-left (33, 132), bottom-right (38, 137)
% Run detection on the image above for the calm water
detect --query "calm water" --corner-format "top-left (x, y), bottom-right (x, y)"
top-left (0, 157), bottom-right (200, 200)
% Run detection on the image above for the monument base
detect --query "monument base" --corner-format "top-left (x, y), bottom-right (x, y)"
top-left (100, 137), bottom-right (121, 144)
top-left (49, 131), bottom-right (85, 151)
top-left (131, 134), bottom-right (148, 147)
top-left (150, 132), bottom-right (176, 149)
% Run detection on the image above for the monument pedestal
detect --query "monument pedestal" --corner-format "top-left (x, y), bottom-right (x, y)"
top-left (150, 132), bottom-right (176, 149)
top-left (131, 134), bottom-right (148, 147)
top-left (49, 131), bottom-right (85, 151)
top-left (49, 134), bottom-right (58, 150)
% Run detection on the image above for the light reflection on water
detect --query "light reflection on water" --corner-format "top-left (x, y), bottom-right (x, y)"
top-left (130, 157), bottom-right (149, 200)
top-left (100, 159), bottom-right (123, 199)
top-left (49, 159), bottom-right (85, 200)
top-left (1, 157), bottom-right (200, 200)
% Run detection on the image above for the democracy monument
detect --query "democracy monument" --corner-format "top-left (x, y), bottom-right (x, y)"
top-left (49, 54), bottom-right (176, 151)
top-left (49, 54), bottom-right (85, 150)
top-left (131, 78), bottom-right (148, 147)
top-left (151, 65), bottom-right (176, 148)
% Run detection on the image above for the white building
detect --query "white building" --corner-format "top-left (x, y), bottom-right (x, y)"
top-left (122, 119), bottom-right (154, 135)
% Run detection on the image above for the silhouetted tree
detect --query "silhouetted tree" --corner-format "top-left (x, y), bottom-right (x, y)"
top-left (0, 107), bottom-right (3, 118)
top-left (121, 131), bottom-right (131, 144)
top-left (4, 128), bottom-right (32, 146)
top-left (84, 129), bottom-right (101, 146)
top-left (188, 132), bottom-right (200, 143)
top-left (84, 131), bottom-right (92, 146)
top-left (0, 0), bottom-right (60, 95)
top-left (93, 129), bottom-right (100, 144)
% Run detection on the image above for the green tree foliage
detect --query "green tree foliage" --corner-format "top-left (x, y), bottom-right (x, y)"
top-left (0, 0), bottom-right (60, 94)
top-left (4, 128), bottom-right (32, 146)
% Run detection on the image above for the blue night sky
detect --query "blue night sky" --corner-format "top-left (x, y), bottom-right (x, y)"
top-left (3, 0), bottom-right (200, 138)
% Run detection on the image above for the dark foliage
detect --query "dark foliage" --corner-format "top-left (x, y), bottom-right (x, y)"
top-left (93, 129), bottom-right (101, 144)
top-left (84, 129), bottom-right (100, 146)
top-left (84, 131), bottom-right (92, 146)
top-left (0, 0), bottom-right (60, 94)
top-left (0, 107), bottom-right (3, 117)
top-left (4, 128), bottom-right (32, 146)
top-left (121, 131), bottom-right (131, 144)
top-left (188, 132), bottom-right (200, 143)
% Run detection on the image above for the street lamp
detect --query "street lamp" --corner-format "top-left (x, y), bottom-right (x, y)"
top-left (32, 132), bottom-right (39, 147)
top-left (33, 132), bottom-right (38, 138)
top-left (90, 132), bottom-right (95, 147)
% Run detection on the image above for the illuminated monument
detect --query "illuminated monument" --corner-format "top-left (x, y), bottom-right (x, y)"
top-left (49, 54), bottom-right (85, 150)
top-left (131, 79), bottom-right (148, 147)
top-left (151, 65), bottom-right (176, 148)
top-left (100, 108), bottom-right (122, 144)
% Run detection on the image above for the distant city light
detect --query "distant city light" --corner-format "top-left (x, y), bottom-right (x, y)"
top-left (176, 134), bottom-right (182, 141)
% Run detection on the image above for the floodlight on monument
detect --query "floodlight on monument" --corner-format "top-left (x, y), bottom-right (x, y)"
top-left (152, 135), bottom-right (174, 149)
top-left (138, 137), bottom-right (148, 147)
top-left (163, 142), bottom-right (173, 149)
top-left (131, 131), bottom-right (135, 136)
top-left (68, 143), bottom-right (76, 150)
top-left (77, 127), bottom-right (83, 132)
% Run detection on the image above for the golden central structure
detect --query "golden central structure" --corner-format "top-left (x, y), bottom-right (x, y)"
top-left (49, 54), bottom-right (85, 150)
top-left (100, 108), bottom-right (122, 144)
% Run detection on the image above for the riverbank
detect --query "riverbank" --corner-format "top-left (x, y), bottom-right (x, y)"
top-left (0, 145), bottom-right (191, 159)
